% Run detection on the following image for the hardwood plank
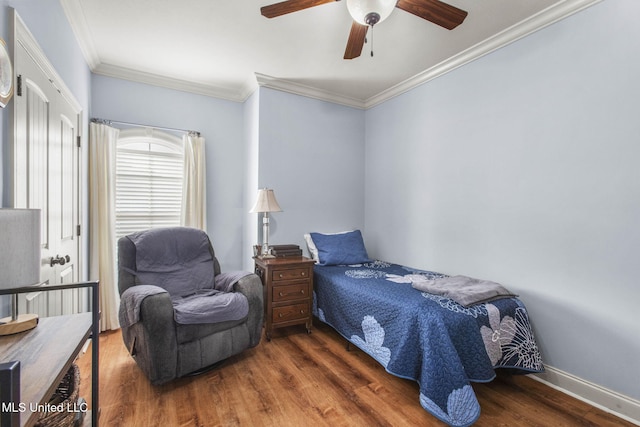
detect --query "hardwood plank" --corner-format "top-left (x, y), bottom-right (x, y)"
top-left (77, 322), bottom-right (634, 427)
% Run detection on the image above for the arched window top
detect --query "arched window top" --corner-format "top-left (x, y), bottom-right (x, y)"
top-left (118, 128), bottom-right (182, 153)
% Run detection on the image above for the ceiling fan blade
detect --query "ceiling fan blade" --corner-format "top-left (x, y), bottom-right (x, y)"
top-left (395, 0), bottom-right (468, 30)
top-left (261, 0), bottom-right (338, 18)
top-left (344, 21), bottom-right (368, 60)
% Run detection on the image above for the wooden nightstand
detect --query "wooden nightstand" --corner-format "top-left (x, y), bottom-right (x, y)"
top-left (254, 256), bottom-right (315, 341)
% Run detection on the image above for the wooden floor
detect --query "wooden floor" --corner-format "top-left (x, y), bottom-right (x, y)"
top-left (77, 322), bottom-right (632, 427)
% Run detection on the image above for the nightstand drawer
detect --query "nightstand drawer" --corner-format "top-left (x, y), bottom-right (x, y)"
top-left (273, 303), bottom-right (309, 323)
top-left (273, 282), bottom-right (309, 302)
top-left (272, 267), bottom-right (309, 281)
top-left (254, 256), bottom-right (315, 341)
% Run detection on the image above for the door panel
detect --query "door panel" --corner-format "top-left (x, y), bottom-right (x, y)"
top-left (16, 51), bottom-right (54, 288)
top-left (13, 37), bottom-right (83, 317)
top-left (55, 100), bottom-right (79, 284)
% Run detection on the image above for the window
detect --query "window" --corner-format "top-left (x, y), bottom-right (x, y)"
top-left (115, 129), bottom-right (183, 238)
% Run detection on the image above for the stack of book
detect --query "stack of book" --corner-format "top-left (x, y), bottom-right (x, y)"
top-left (270, 244), bottom-right (303, 258)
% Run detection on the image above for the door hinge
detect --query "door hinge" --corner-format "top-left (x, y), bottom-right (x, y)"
top-left (77, 135), bottom-right (81, 148)
top-left (17, 75), bottom-right (22, 96)
top-left (76, 224), bottom-right (81, 236)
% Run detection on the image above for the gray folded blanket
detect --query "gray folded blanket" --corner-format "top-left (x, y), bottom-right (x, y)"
top-left (171, 289), bottom-right (249, 324)
top-left (214, 271), bottom-right (252, 292)
top-left (119, 272), bottom-right (253, 327)
top-left (172, 271), bottom-right (252, 324)
top-left (119, 285), bottom-right (168, 328)
top-left (411, 275), bottom-right (517, 307)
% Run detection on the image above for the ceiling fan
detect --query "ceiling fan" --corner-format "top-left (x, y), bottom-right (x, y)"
top-left (260, 0), bottom-right (468, 59)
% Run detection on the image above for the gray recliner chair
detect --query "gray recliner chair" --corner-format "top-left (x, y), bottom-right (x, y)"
top-left (117, 227), bottom-right (263, 385)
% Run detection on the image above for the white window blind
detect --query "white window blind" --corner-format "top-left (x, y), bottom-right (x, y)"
top-left (115, 130), bottom-right (184, 239)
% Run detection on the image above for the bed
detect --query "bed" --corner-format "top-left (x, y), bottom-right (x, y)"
top-left (307, 231), bottom-right (544, 427)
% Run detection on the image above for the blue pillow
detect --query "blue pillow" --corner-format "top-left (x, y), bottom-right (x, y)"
top-left (310, 230), bottom-right (372, 266)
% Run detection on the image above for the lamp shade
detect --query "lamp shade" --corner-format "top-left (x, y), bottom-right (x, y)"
top-left (250, 189), bottom-right (282, 213)
top-left (0, 209), bottom-right (41, 335)
top-left (347, 0), bottom-right (396, 26)
top-left (0, 209), bottom-right (41, 290)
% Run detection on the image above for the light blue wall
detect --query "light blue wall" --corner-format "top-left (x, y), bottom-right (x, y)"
top-left (90, 82), bottom-right (366, 272)
top-left (91, 75), bottom-right (246, 271)
top-left (255, 87), bottom-right (366, 254)
top-left (365, 0), bottom-right (639, 401)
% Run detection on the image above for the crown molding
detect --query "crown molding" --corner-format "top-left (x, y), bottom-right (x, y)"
top-left (363, 0), bottom-right (602, 108)
top-left (60, 0), bottom-right (100, 69)
top-left (61, 0), bottom-right (255, 103)
top-left (93, 63), bottom-right (254, 103)
top-left (255, 73), bottom-right (366, 109)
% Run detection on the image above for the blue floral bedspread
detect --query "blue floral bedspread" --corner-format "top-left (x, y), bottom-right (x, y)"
top-left (312, 261), bottom-right (544, 426)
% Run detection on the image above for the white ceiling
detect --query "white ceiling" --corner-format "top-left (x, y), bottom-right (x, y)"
top-left (61, 0), bottom-right (599, 108)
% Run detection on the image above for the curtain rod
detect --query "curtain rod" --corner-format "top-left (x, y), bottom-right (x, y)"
top-left (91, 117), bottom-right (200, 137)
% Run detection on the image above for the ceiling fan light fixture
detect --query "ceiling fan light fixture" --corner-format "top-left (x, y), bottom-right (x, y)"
top-left (346, 0), bottom-right (396, 26)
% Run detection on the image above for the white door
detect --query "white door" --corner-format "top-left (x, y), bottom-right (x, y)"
top-left (13, 36), bottom-right (82, 316)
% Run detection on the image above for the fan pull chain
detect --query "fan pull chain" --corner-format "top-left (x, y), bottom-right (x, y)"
top-left (370, 26), bottom-right (374, 57)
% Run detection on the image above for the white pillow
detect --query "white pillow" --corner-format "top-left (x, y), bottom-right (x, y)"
top-left (304, 230), bottom-right (353, 263)
top-left (303, 234), bottom-right (318, 262)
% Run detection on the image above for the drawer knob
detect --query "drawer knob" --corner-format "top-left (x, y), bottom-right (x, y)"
top-left (301, 272), bottom-right (306, 276)
top-left (300, 290), bottom-right (305, 295)
top-left (279, 292), bottom-right (284, 297)
top-left (279, 273), bottom-right (284, 278)
top-left (279, 313), bottom-right (283, 318)
top-left (300, 310), bottom-right (305, 314)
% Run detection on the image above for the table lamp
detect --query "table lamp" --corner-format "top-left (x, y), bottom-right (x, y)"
top-left (0, 209), bottom-right (41, 335)
top-left (250, 188), bottom-right (282, 258)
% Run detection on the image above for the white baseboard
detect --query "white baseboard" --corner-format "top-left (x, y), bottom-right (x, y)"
top-left (530, 366), bottom-right (640, 426)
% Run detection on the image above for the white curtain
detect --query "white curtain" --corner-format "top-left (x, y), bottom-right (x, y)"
top-left (89, 122), bottom-right (120, 331)
top-left (181, 133), bottom-right (207, 231)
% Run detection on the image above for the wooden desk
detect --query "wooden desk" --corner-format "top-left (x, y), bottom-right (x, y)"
top-left (0, 282), bottom-right (99, 427)
top-left (0, 314), bottom-right (91, 426)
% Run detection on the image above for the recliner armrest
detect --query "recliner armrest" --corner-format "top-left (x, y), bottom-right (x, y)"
top-left (124, 292), bottom-right (178, 385)
top-left (233, 273), bottom-right (264, 347)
